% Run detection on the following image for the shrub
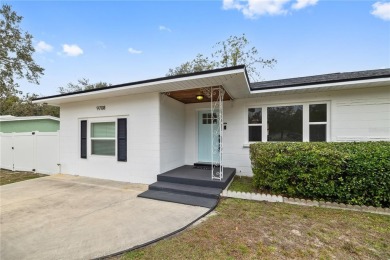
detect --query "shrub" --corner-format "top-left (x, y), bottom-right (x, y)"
top-left (250, 142), bottom-right (390, 207)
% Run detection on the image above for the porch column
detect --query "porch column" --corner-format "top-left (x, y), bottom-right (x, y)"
top-left (209, 86), bottom-right (225, 181)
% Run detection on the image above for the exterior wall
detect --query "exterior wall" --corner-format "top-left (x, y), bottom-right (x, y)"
top-left (60, 92), bottom-right (160, 184)
top-left (160, 95), bottom-right (185, 173)
top-left (184, 86), bottom-right (390, 176)
top-left (0, 119), bottom-right (59, 133)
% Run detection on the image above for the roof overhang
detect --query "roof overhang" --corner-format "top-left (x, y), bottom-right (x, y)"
top-left (244, 77), bottom-right (390, 98)
top-left (33, 66), bottom-right (250, 106)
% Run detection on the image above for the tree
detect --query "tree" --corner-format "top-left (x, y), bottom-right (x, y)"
top-left (0, 93), bottom-right (59, 117)
top-left (167, 34), bottom-right (276, 81)
top-left (58, 78), bottom-right (111, 94)
top-left (167, 54), bottom-right (216, 76)
top-left (0, 4), bottom-right (44, 97)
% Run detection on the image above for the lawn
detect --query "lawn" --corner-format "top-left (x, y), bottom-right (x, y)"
top-left (228, 176), bottom-right (259, 193)
top-left (0, 168), bottom-right (47, 185)
top-left (116, 198), bottom-right (390, 260)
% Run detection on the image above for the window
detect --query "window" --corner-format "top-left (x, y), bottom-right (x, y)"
top-left (202, 113), bottom-right (217, 124)
top-left (248, 108), bottom-right (262, 141)
top-left (247, 103), bottom-right (328, 143)
top-left (91, 122), bottom-right (115, 156)
top-left (309, 104), bottom-right (327, 142)
top-left (268, 105), bottom-right (303, 142)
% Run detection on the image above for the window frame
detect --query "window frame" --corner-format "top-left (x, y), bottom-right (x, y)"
top-left (247, 101), bottom-right (330, 143)
top-left (89, 119), bottom-right (117, 157)
top-left (308, 103), bottom-right (329, 142)
top-left (248, 108), bottom-right (263, 142)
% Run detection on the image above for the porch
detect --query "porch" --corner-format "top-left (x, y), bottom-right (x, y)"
top-left (138, 165), bottom-right (236, 208)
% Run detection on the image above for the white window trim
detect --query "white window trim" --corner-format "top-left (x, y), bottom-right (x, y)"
top-left (248, 108), bottom-right (263, 143)
top-left (307, 102), bottom-right (331, 142)
top-left (89, 118), bottom-right (117, 157)
top-left (246, 101), bottom-right (330, 145)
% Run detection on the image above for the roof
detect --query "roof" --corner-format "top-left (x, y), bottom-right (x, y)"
top-left (251, 68), bottom-right (390, 91)
top-left (33, 66), bottom-right (390, 105)
top-left (33, 65), bottom-right (250, 106)
top-left (0, 116), bottom-right (60, 122)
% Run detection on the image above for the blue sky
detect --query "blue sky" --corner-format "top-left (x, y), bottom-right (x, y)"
top-left (6, 0), bottom-right (390, 96)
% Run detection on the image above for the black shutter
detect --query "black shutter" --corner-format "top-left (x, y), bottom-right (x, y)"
top-left (81, 120), bottom-right (87, 159)
top-left (117, 118), bottom-right (127, 162)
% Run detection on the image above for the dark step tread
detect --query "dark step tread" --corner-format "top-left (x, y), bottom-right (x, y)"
top-left (149, 181), bottom-right (222, 198)
top-left (157, 175), bottom-right (229, 189)
top-left (193, 162), bottom-right (219, 169)
top-left (138, 190), bottom-right (218, 208)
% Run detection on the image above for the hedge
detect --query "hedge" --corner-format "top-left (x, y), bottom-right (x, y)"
top-left (250, 142), bottom-right (390, 207)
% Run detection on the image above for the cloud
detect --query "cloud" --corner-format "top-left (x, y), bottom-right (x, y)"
top-left (159, 25), bottom-right (172, 32)
top-left (223, 0), bottom-right (290, 18)
top-left (223, 0), bottom-right (318, 18)
top-left (35, 41), bottom-right (53, 53)
top-left (292, 0), bottom-right (318, 10)
top-left (62, 44), bottom-right (83, 56)
top-left (128, 47), bottom-right (142, 54)
top-left (371, 1), bottom-right (390, 21)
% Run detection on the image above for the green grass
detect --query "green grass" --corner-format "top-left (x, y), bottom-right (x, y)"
top-left (228, 176), bottom-right (258, 193)
top-left (0, 168), bottom-right (47, 185)
top-left (115, 198), bottom-right (390, 260)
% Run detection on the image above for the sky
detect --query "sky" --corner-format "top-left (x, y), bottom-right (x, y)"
top-left (5, 0), bottom-right (390, 96)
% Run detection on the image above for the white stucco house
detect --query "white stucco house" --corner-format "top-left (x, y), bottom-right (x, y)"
top-left (33, 66), bottom-right (390, 186)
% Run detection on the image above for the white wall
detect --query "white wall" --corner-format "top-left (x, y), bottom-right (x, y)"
top-left (60, 92), bottom-right (160, 184)
top-left (160, 95), bottom-right (185, 173)
top-left (184, 86), bottom-right (390, 176)
top-left (0, 132), bottom-right (60, 174)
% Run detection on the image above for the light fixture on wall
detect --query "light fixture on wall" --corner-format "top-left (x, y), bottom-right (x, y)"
top-left (196, 95), bottom-right (204, 101)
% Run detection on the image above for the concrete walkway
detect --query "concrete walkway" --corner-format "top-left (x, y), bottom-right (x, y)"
top-left (0, 174), bottom-right (209, 260)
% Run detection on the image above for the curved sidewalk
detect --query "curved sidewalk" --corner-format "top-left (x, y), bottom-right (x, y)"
top-left (0, 174), bottom-right (209, 260)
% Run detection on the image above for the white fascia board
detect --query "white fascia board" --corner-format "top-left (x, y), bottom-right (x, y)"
top-left (249, 77), bottom-right (390, 95)
top-left (33, 68), bottom-right (247, 105)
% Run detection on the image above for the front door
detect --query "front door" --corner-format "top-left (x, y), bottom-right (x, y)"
top-left (198, 111), bottom-right (220, 163)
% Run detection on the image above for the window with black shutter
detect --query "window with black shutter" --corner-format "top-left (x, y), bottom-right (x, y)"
top-left (81, 120), bottom-right (87, 158)
top-left (117, 118), bottom-right (127, 162)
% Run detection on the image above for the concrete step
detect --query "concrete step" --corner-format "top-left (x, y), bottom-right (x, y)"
top-left (138, 190), bottom-right (218, 208)
top-left (157, 165), bottom-right (236, 189)
top-left (149, 181), bottom-right (221, 199)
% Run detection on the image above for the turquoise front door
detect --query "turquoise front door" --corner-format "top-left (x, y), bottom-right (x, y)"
top-left (198, 111), bottom-right (220, 163)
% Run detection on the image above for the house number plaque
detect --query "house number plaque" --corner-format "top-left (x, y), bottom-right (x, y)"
top-left (96, 106), bottom-right (106, 110)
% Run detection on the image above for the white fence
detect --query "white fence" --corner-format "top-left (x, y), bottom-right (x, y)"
top-left (0, 132), bottom-right (60, 174)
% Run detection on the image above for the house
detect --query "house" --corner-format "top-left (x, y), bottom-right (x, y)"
top-left (32, 66), bottom-right (390, 186)
top-left (0, 115), bottom-right (60, 133)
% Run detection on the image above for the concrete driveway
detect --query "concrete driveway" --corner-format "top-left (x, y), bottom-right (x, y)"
top-left (0, 174), bottom-right (209, 260)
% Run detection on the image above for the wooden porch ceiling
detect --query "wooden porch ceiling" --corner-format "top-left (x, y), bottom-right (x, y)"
top-left (164, 86), bottom-right (232, 104)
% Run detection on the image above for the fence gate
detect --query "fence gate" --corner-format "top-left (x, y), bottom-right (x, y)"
top-left (0, 132), bottom-right (60, 174)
